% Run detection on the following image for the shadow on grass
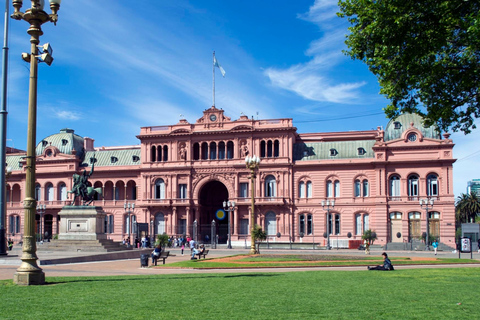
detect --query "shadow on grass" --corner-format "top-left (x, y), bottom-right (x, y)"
top-left (46, 272), bottom-right (280, 285)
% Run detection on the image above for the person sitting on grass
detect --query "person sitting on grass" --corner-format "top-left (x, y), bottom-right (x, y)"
top-left (368, 252), bottom-right (394, 271)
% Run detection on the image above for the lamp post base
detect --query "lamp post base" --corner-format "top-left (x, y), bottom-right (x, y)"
top-left (13, 263), bottom-right (45, 285)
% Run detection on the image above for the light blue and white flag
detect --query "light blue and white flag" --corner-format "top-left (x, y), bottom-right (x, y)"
top-left (213, 56), bottom-right (226, 77)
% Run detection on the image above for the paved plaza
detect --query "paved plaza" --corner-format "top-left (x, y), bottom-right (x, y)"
top-left (1, 246), bottom-right (479, 281)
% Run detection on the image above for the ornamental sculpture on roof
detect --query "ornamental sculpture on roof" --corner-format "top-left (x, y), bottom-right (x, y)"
top-left (68, 156), bottom-right (102, 205)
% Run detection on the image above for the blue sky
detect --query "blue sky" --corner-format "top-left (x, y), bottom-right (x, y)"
top-left (2, 0), bottom-right (479, 197)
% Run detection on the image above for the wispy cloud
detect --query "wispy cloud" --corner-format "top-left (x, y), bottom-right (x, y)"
top-left (265, 0), bottom-right (366, 104)
top-left (54, 110), bottom-right (82, 121)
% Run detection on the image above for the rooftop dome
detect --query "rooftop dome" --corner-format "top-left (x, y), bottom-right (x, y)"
top-left (36, 128), bottom-right (85, 159)
top-left (384, 113), bottom-right (441, 141)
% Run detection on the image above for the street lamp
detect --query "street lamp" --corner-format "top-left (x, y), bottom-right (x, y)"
top-left (36, 204), bottom-right (45, 242)
top-left (124, 202), bottom-right (135, 248)
top-left (223, 200), bottom-right (235, 249)
top-left (322, 199), bottom-right (335, 250)
top-left (12, 0), bottom-right (63, 286)
top-left (0, 166), bottom-right (12, 255)
top-left (245, 155), bottom-right (260, 254)
top-left (420, 198), bottom-right (434, 251)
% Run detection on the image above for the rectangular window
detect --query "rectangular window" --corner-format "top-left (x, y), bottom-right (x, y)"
top-left (299, 182), bottom-right (305, 198)
top-left (355, 180), bottom-right (361, 197)
top-left (363, 180), bottom-right (369, 197)
top-left (299, 214), bottom-right (305, 234)
top-left (307, 215), bottom-right (313, 235)
top-left (240, 219), bottom-right (249, 235)
top-left (239, 183), bottom-right (248, 198)
top-left (306, 182), bottom-right (312, 198)
top-left (179, 219), bottom-right (186, 235)
top-left (355, 214), bottom-right (361, 235)
top-left (335, 214), bottom-right (340, 235)
top-left (179, 184), bottom-right (187, 199)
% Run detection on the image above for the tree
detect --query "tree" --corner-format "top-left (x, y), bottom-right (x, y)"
top-left (361, 229), bottom-right (377, 254)
top-left (252, 225), bottom-right (267, 254)
top-left (338, 0), bottom-right (480, 134)
top-left (455, 191), bottom-right (480, 223)
top-left (156, 233), bottom-right (169, 250)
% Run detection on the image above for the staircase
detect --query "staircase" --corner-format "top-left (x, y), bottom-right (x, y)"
top-left (37, 239), bottom-right (131, 252)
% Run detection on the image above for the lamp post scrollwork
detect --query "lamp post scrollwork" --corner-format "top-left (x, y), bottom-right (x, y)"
top-left (223, 200), bottom-right (235, 249)
top-left (322, 200), bottom-right (334, 250)
top-left (420, 198), bottom-right (434, 251)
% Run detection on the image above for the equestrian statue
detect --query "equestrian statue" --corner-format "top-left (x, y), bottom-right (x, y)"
top-left (68, 156), bottom-right (102, 205)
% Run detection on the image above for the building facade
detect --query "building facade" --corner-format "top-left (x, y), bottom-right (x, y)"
top-left (5, 107), bottom-right (457, 248)
top-left (467, 179), bottom-right (480, 195)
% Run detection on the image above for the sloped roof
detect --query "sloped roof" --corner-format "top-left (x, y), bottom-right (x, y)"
top-left (6, 154), bottom-right (25, 171)
top-left (36, 128), bottom-right (85, 159)
top-left (293, 140), bottom-right (376, 161)
top-left (81, 149), bottom-right (141, 167)
top-left (385, 113), bottom-right (441, 141)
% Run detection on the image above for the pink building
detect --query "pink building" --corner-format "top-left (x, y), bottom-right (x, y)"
top-left (5, 107), bottom-right (456, 248)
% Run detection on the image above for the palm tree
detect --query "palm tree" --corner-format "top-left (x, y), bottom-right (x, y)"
top-left (456, 192), bottom-right (480, 223)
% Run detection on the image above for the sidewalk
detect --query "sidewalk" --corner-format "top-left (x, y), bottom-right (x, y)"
top-left (1, 246), bottom-right (479, 281)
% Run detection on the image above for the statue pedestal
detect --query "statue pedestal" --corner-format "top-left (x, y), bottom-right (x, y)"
top-left (58, 206), bottom-right (106, 241)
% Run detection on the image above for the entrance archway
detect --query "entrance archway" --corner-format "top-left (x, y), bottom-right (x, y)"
top-left (199, 180), bottom-right (228, 243)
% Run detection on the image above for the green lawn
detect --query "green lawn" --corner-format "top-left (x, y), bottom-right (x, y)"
top-left (1, 268), bottom-right (479, 319)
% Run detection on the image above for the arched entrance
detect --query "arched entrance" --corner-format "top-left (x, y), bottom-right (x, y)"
top-left (199, 180), bottom-right (228, 243)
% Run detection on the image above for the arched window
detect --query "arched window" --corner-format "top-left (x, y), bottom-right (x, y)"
top-left (408, 174), bottom-right (419, 197)
top-left (326, 180), bottom-right (333, 198)
top-left (157, 145), bottom-right (162, 162)
top-left (125, 214), bottom-right (136, 234)
top-left (363, 214), bottom-right (369, 231)
top-left (58, 183), bottom-right (67, 201)
top-left (163, 145), bottom-right (168, 161)
top-left (354, 180), bottom-right (361, 197)
top-left (299, 181), bottom-right (305, 198)
top-left (8, 214), bottom-right (20, 234)
top-left (363, 180), bottom-right (369, 197)
top-left (265, 175), bottom-right (276, 198)
top-left (193, 143), bottom-right (200, 160)
top-left (226, 141), bottom-right (234, 159)
top-left (45, 183), bottom-right (54, 201)
top-left (334, 180), bottom-right (340, 198)
top-left (265, 211), bottom-right (276, 235)
top-left (155, 213), bottom-right (165, 235)
top-left (201, 142), bottom-right (208, 160)
top-left (218, 141), bottom-right (225, 160)
top-left (355, 214), bottom-right (362, 235)
top-left (267, 140), bottom-right (273, 157)
top-left (155, 179), bottom-right (165, 199)
top-left (334, 214), bottom-right (340, 235)
top-left (306, 181), bottom-right (312, 198)
top-left (427, 174), bottom-right (438, 197)
top-left (35, 183), bottom-right (41, 201)
top-left (151, 146), bottom-right (156, 162)
top-left (260, 140), bottom-right (266, 158)
top-left (389, 175), bottom-right (401, 197)
top-left (274, 140), bottom-right (280, 157)
top-left (210, 142), bottom-right (217, 160)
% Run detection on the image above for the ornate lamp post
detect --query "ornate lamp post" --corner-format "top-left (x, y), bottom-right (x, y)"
top-left (223, 200), bottom-right (235, 249)
top-left (245, 155), bottom-right (260, 254)
top-left (36, 204), bottom-right (45, 242)
top-left (321, 200), bottom-right (334, 250)
top-left (12, 0), bottom-right (62, 286)
top-left (420, 198), bottom-right (434, 251)
top-left (124, 202), bottom-right (135, 247)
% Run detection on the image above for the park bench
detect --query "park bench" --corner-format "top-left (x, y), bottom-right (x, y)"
top-left (196, 249), bottom-right (209, 259)
top-left (152, 251), bottom-right (170, 266)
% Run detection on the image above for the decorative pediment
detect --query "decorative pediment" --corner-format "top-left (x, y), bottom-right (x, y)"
top-left (196, 106), bottom-right (231, 125)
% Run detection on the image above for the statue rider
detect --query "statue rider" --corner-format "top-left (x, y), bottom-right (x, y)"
top-left (69, 157), bottom-right (95, 201)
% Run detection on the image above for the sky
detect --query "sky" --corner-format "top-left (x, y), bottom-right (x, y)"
top-left (1, 0), bottom-right (478, 198)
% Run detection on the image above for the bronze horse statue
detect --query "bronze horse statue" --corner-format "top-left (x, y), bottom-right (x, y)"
top-left (68, 156), bottom-right (102, 205)
top-left (69, 186), bottom-right (102, 206)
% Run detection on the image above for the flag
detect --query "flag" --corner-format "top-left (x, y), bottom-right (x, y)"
top-left (213, 56), bottom-right (226, 77)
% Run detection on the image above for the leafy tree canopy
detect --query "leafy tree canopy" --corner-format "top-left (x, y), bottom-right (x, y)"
top-left (338, 0), bottom-right (480, 133)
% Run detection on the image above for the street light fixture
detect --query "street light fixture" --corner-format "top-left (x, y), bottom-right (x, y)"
top-left (36, 204), bottom-right (45, 242)
top-left (321, 199), bottom-right (335, 250)
top-left (245, 155), bottom-right (260, 254)
top-left (223, 200), bottom-right (235, 249)
top-left (124, 202), bottom-right (135, 248)
top-left (420, 198), bottom-right (434, 251)
top-left (11, 0), bottom-right (62, 286)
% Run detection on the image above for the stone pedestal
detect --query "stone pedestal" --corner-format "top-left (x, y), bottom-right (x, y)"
top-left (58, 206), bottom-right (106, 241)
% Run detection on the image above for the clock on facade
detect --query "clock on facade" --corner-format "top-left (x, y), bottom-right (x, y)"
top-left (210, 114), bottom-right (217, 121)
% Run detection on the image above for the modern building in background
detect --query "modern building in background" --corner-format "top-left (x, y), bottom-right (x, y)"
top-left (5, 108), bottom-right (457, 248)
top-left (467, 179), bottom-right (480, 195)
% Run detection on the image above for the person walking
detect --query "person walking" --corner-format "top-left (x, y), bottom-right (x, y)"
top-left (181, 243), bottom-right (185, 256)
top-left (432, 239), bottom-right (438, 255)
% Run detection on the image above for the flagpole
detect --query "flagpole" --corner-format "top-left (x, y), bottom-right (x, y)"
top-left (212, 51), bottom-right (215, 107)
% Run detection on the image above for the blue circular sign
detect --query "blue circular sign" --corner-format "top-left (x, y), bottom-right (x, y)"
top-left (216, 209), bottom-right (226, 220)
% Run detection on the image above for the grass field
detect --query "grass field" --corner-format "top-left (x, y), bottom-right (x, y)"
top-left (1, 267), bottom-right (479, 319)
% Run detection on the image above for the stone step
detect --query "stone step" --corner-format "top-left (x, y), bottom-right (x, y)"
top-left (37, 239), bottom-right (130, 252)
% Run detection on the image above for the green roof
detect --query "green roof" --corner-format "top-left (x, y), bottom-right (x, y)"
top-left (81, 149), bottom-right (141, 167)
top-left (6, 154), bottom-right (25, 171)
top-left (294, 140), bottom-right (376, 161)
top-left (384, 113), bottom-right (440, 141)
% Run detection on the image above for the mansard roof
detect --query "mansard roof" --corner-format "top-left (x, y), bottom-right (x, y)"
top-left (36, 128), bottom-right (85, 160)
top-left (293, 140), bottom-right (376, 161)
top-left (384, 113), bottom-right (441, 141)
top-left (81, 148), bottom-right (141, 167)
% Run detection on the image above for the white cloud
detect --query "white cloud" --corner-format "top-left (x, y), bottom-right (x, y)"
top-left (55, 110), bottom-right (82, 121)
